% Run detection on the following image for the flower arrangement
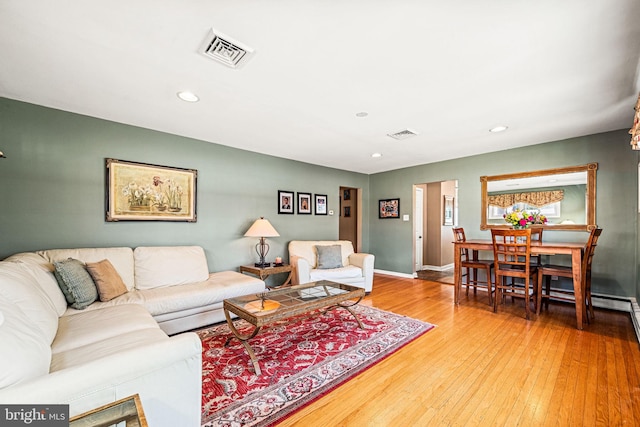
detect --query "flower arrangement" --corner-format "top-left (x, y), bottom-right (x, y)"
top-left (503, 209), bottom-right (547, 228)
top-left (152, 176), bottom-right (183, 211)
top-left (122, 182), bottom-right (153, 208)
top-left (122, 176), bottom-right (184, 212)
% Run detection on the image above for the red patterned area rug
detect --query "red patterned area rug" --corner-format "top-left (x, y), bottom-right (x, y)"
top-left (196, 304), bottom-right (435, 427)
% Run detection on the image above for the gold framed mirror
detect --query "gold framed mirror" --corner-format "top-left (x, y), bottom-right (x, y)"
top-left (480, 163), bottom-right (597, 231)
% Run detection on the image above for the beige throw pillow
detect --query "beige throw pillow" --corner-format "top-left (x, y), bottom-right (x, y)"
top-left (85, 259), bottom-right (128, 302)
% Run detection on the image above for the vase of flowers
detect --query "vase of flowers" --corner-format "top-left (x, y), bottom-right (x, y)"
top-left (503, 209), bottom-right (547, 229)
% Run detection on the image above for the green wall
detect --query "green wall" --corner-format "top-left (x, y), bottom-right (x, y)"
top-left (0, 98), bottom-right (370, 276)
top-left (1, 97), bottom-right (638, 302)
top-left (369, 130), bottom-right (639, 300)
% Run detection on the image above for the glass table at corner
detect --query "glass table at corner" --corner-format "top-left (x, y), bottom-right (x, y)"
top-left (69, 394), bottom-right (148, 427)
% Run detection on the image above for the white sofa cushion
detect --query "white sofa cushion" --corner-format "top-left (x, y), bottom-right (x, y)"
top-left (52, 304), bottom-right (160, 354)
top-left (0, 262), bottom-right (59, 343)
top-left (310, 265), bottom-right (363, 281)
top-left (0, 296), bottom-right (52, 388)
top-left (141, 271), bottom-right (265, 316)
top-left (63, 291), bottom-right (145, 316)
top-left (51, 328), bottom-right (169, 372)
top-left (134, 246), bottom-right (209, 290)
top-left (38, 248), bottom-right (136, 291)
top-left (3, 253), bottom-right (67, 316)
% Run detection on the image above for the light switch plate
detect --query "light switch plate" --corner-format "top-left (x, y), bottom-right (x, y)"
top-left (403, 214), bottom-right (410, 221)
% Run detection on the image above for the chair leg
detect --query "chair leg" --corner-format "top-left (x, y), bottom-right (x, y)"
top-left (493, 276), bottom-right (501, 313)
top-left (465, 267), bottom-right (470, 296)
top-left (544, 275), bottom-right (551, 310)
top-left (471, 268), bottom-right (478, 294)
top-left (586, 275), bottom-right (594, 322)
top-left (486, 266), bottom-right (493, 306)
top-left (524, 280), bottom-right (531, 321)
top-left (536, 271), bottom-right (543, 315)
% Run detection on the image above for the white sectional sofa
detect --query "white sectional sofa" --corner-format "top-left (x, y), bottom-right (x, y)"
top-left (0, 245), bottom-right (265, 427)
top-left (288, 240), bottom-right (375, 293)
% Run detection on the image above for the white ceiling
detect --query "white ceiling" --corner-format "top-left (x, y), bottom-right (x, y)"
top-left (1, 0), bottom-right (639, 174)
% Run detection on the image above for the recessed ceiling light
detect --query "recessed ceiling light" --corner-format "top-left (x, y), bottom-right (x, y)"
top-left (371, 153), bottom-right (382, 158)
top-left (489, 125), bottom-right (508, 133)
top-left (356, 112), bottom-right (369, 117)
top-left (177, 91), bottom-right (199, 102)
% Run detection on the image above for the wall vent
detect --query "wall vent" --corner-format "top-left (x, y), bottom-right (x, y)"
top-left (387, 129), bottom-right (419, 140)
top-left (200, 28), bottom-right (254, 69)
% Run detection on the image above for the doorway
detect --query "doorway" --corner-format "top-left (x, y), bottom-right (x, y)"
top-left (413, 180), bottom-right (458, 275)
top-left (339, 186), bottom-right (361, 252)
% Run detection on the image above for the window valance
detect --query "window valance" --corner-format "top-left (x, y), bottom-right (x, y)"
top-left (488, 190), bottom-right (564, 208)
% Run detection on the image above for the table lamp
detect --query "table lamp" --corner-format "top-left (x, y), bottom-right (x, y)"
top-left (244, 217), bottom-right (280, 267)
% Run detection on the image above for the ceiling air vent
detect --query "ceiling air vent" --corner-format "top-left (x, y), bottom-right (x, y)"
top-left (200, 28), bottom-right (254, 69)
top-left (387, 129), bottom-right (419, 140)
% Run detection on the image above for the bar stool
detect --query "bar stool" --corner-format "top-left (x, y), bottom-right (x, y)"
top-left (491, 228), bottom-right (539, 320)
top-left (536, 227), bottom-right (603, 322)
top-left (452, 227), bottom-right (494, 305)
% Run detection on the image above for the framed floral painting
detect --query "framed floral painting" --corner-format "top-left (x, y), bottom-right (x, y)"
top-left (106, 158), bottom-right (197, 222)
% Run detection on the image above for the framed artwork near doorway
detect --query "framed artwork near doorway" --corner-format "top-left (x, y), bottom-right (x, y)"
top-left (315, 194), bottom-right (327, 215)
top-left (379, 198), bottom-right (400, 219)
top-left (443, 195), bottom-right (454, 225)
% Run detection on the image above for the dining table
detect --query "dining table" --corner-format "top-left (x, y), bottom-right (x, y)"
top-left (453, 238), bottom-right (588, 330)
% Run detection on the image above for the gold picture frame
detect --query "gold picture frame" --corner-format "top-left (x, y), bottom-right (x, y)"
top-left (106, 158), bottom-right (197, 222)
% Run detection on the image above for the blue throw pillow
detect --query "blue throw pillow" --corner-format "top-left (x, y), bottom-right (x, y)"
top-left (315, 245), bottom-right (343, 269)
top-left (53, 258), bottom-right (98, 310)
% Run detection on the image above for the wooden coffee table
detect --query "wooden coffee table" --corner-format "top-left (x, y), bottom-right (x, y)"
top-left (223, 280), bottom-right (365, 375)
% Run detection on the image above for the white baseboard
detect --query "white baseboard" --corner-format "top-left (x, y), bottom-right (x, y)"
top-left (420, 263), bottom-right (454, 272)
top-left (374, 269), bottom-right (415, 279)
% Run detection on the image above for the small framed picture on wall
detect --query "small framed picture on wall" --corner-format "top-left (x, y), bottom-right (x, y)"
top-left (297, 192), bottom-right (312, 214)
top-left (379, 198), bottom-right (400, 219)
top-left (378, 199), bottom-right (400, 218)
top-left (278, 190), bottom-right (294, 214)
top-left (443, 195), bottom-right (454, 225)
top-left (315, 194), bottom-right (327, 215)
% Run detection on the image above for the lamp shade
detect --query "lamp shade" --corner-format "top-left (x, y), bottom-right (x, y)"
top-left (244, 217), bottom-right (280, 237)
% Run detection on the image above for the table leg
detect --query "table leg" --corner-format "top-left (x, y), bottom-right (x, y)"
top-left (341, 305), bottom-right (365, 329)
top-left (571, 248), bottom-right (584, 330)
top-left (224, 308), bottom-right (263, 375)
top-left (454, 244), bottom-right (461, 304)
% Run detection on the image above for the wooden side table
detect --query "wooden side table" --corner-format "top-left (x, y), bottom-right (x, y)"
top-left (240, 264), bottom-right (293, 289)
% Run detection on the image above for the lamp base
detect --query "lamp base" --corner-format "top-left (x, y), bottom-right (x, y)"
top-left (255, 262), bottom-right (271, 268)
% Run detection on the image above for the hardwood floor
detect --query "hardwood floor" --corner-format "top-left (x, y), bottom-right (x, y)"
top-left (277, 274), bottom-right (640, 427)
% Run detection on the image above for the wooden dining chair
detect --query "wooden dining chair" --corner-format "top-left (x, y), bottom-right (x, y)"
top-left (536, 228), bottom-right (603, 322)
top-left (491, 228), bottom-right (539, 320)
top-left (452, 227), bottom-right (494, 305)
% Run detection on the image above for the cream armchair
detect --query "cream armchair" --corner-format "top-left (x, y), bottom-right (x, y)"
top-left (288, 240), bottom-right (375, 293)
